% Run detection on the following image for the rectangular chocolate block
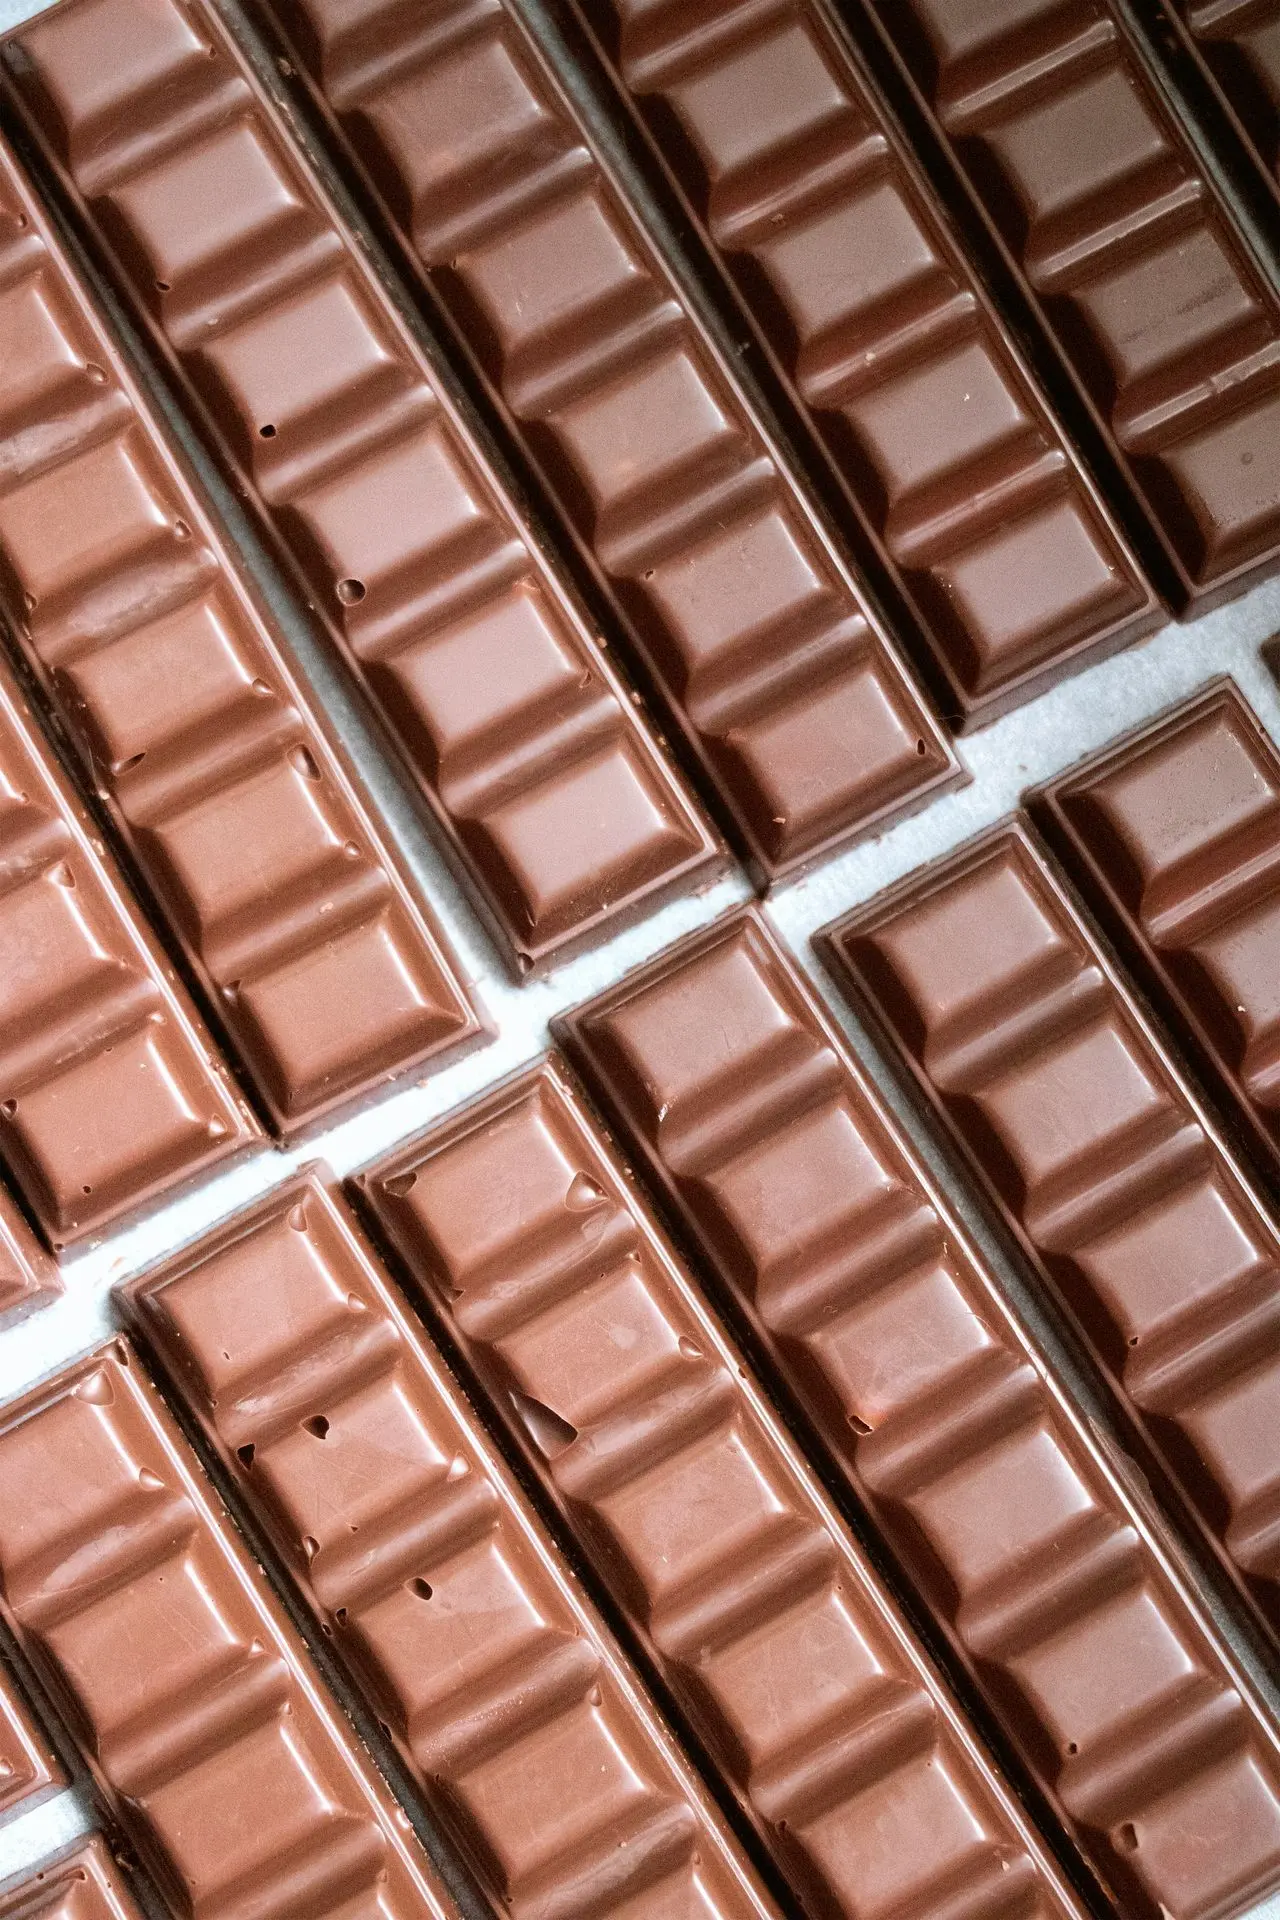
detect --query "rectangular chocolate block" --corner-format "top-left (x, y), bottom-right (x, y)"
top-left (0, 1655), bottom-right (61, 1821)
top-left (557, 907), bottom-right (1280, 1920)
top-left (360, 1060), bottom-right (1095, 1920)
top-left (109, 0), bottom-right (958, 886)
top-left (859, 0), bottom-right (1280, 611)
top-left (0, 1839), bottom-right (143, 1920)
top-left (1029, 680), bottom-right (1280, 1188)
top-left (822, 821), bottom-right (1280, 1651)
top-left (122, 1174), bottom-right (781, 1920)
top-left (0, 1183), bottom-right (57, 1323)
top-left (0, 133), bottom-right (482, 1133)
top-left (0, 0), bottom-right (725, 970)
top-left (0, 655), bottom-right (255, 1249)
top-left (1161, 0), bottom-right (1280, 194)
top-left (0, 1343), bottom-right (456, 1920)
top-left (545, 0), bottom-right (1161, 725)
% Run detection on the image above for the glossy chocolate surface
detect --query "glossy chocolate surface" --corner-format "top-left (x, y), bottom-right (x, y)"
top-left (824, 821), bottom-right (1280, 1648)
top-left (558, 907), bottom-right (1280, 1920)
top-left (0, 656), bottom-right (255, 1248)
top-left (363, 1059), bottom-right (1092, 1920)
top-left (862, 0), bottom-right (1280, 608)
top-left (0, 1344), bottom-right (456, 1920)
top-left (0, 133), bottom-right (482, 1132)
top-left (1031, 679), bottom-right (1280, 1186)
top-left (123, 1173), bottom-right (779, 1920)
top-left (241, 0), bottom-right (960, 878)
top-left (0, 1655), bottom-right (60, 1820)
top-left (0, 1183), bottom-right (57, 1322)
top-left (0, 1839), bottom-right (144, 1920)
top-left (0, 0), bottom-right (722, 973)
top-left (565, 0), bottom-right (1160, 725)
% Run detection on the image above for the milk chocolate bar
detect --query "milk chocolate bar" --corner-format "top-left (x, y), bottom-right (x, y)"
top-left (361, 1060), bottom-right (1096, 1920)
top-left (0, 0), bottom-right (727, 970)
top-left (822, 821), bottom-right (1280, 1649)
top-left (557, 907), bottom-right (1280, 1919)
top-left (0, 1839), bottom-right (143, 1920)
top-left (0, 655), bottom-right (255, 1249)
top-left (1159, 0), bottom-right (1280, 195)
top-left (122, 1175), bottom-right (781, 1920)
top-left (858, 0), bottom-right (1280, 611)
top-left (0, 1656), bottom-right (60, 1821)
top-left (0, 134), bottom-right (482, 1133)
top-left (542, 0), bottom-right (1161, 725)
top-left (1029, 680), bottom-right (1280, 1188)
top-left (0, 1184), bottom-right (57, 1323)
top-left (0, 1344), bottom-right (456, 1920)
top-left (22, 0), bottom-right (969, 889)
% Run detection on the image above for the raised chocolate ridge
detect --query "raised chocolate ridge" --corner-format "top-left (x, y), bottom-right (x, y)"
top-left (0, 132), bottom-right (482, 1134)
top-left (542, 0), bottom-right (1160, 725)
top-left (0, 0), bottom-right (725, 973)
top-left (0, 1343), bottom-right (457, 1920)
top-left (557, 906), bottom-right (1280, 1920)
top-left (0, 1181), bottom-right (58, 1322)
top-left (0, 1653), bottom-right (61, 1821)
top-left (0, 653), bottom-right (255, 1249)
top-left (0, 1838), bottom-right (145, 1920)
top-left (144, 0), bottom-right (955, 882)
top-left (858, 0), bottom-right (1280, 610)
top-left (122, 1173), bottom-right (781, 1920)
top-left (361, 1058), bottom-right (1095, 1920)
top-left (822, 820), bottom-right (1280, 1651)
top-left (1029, 679), bottom-right (1280, 1189)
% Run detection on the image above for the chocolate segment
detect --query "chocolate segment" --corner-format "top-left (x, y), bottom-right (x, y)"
top-left (557, 907), bottom-right (1280, 1920)
top-left (0, 1183), bottom-right (57, 1322)
top-left (1029, 680), bottom-right (1280, 1187)
top-left (0, 1344), bottom-right (456, 1920)
top-left (549, 0), bottom-right (1160, 724)
top-left (0, 1839), bottom-right (145, 1920)
top-left (0, 133), bottom-right (482, 1132)
top-left (362, 1059), bottom-right (1094, 1920)
top-left (0, 0), bottom-right (723, 971)
top-left (860, 0), bottom-right (1280, 609)
top-left (191, 0), bottom-right (953, 880)
top-left (0, 1655), bottom-right (61, 1820)
top-left (0, 656), bottom-right (255, 1248)
top-left (1163, 0), bottom-right (1280, 191)
top-left (823, 821), bottom-right (1280, 1648)
top-left (122, 1174), bottom-right (780, 1920)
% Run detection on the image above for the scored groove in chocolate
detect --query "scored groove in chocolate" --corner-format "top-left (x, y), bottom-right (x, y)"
top-left (0, 1838), bottom-right (146, 1920)
top-left (552, 0), bottom-right (1161, 726)
top-left (556, 906), bottom-right (1280, 1920)
top-left (0, 1652), bottom-right (61, 1820)
top-left (0, 1343), bottom-right (458, 1920)
top-left (859, 0), bottom-right (1280, 611)
top-left (122, 1174), bottom-right (782, 1920)
top-left (0, 133), bottom-right (482, 1135)
top-left (0, 654), bottom-right (255, 1249)
top-left (362, 1059), bottom-right (1095, 1920)
top-left (0, 1180), bottom-right (58, 1322)
top-left (0, 0), bottom-right (725, 974)
top-left (1029, 679), bottom-right (1280, 1191)
top-left (822, 820), bottom-right (1280, 1654)
top-left (219, 0), bottom-right (957, 880)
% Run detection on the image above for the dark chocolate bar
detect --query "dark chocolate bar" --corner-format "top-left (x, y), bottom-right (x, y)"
top-left (1029, 679), bottom-right (1280, 1187)
top-left (0, 132), bottom-right (483, 1134)
top-left (1160, 0), bottom-right (1280, 193)
top-left (822, 821), bottom-right (1280, 1648)
top-left (543, 0), bottom-right (1161, 725)
top-left (556, 906), bottom-right (1280, 1920)
top-left (0, 654), bottom-right (255, 1249)
top-left (0, 1182), bottom-right (57, 1322)
top-left (122, 1173), bottom-right (781, 1920)
top-left (361, 1060), bottom-right (1097, 1920)
top-left (0, 1655), bottom-right (60, 1820)
top-left (0, 1344), bottom-right (457, 1920)
top-left (0, 0), bottom-right (727, 971)
top-left (0, 1839), bottom-right (144, 1920)
top-left (14, 0), bottom-right (968, 890)
top-left (858, 0), bottom-right (1280, 610)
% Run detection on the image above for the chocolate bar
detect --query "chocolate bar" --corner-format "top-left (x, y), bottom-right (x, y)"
top-left (122, 1174), bottom-right (781, 1920)
top-left (0, 0), bottom-right (728, 970)
top-left (543, 0), bottom-right (1161, 725)
top-left (0, 1183), bottom-right (57, 1322)
top-left (360, 1059), bottom-right (1096, 1920)
top-left (1029, 679), bottom-right (1280, 1188)
top-left (8, 0), bottom-right (968, 891)
top-left (1158, 0), bottom-right (1280, 194)
top-left (0, 1839), bottom-right (144, 1920)
top-left (0, 1655), bottom-right (60, 1820)
top-left (0, 655), bottom-right (255, 1249)
top-left (556, 906), bottom-right (1280, 1919)
top-left (0, 133), bottom-right (482, 1133)
top-left (858, 0), bottom-right (1280, 611)
top-left (822, 821), bottom-right (1280, 1650)
top-left (0, 1344), bottom-right (456, 1920)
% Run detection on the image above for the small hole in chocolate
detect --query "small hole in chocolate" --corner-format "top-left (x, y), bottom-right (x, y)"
top-left (336, 577), bottom-right (366, 605)
top-left (288, 745), bottom-right (321, 781)
top-left (173, 519), bottom-right (191, 540)
top-left (1118, 1822), bottom-right (1138, 1852)
top-left (85, 362), bottom-right (107, 384)
top-left (288, 1203), bottom-right (308, 1232)
top-left (678, 1336), bottom-right (701, 1360)
top-left (303, 1535), bottom-right (320, 1559)
top-left (258, 423), bottom-right (276, 439)
top-left (847, 1413), bottom-right (872, 1436)
top-left (407, 1577), bottom-right (432, 1600)
top-left (335, 1607), bottom-right (348, 1626)
top-left (383, 1170), bottom-right (417, 1199)
top-left (1066, 1741), bottom-right (1078, 1755)
top-left (303, 1415), bottom-right (330, 1440)
top-left (155, 279), bottom-right (171, 293)
top-left (916, 738), bottom-right (927, 755)
top-left (1, 1100), bottom-right (16, 1119)
top-left (237, 1444), bottom-right (255, 1469)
